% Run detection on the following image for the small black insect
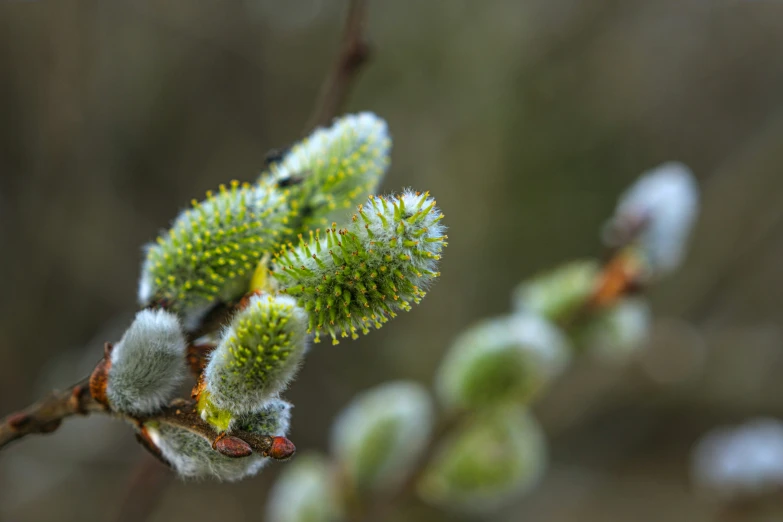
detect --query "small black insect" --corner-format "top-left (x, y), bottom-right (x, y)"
top-left (264, 147), bottom-right (290, 169)
top-left (277, 171), bottom-right (309, 188)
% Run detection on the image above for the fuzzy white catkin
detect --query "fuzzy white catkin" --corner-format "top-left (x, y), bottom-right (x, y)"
top-left (147, 399), bottom-right (292, 481)
top-left (106, 309), bottom-right (187, 415)
top-left (691, 418), bottom-right (783, 501)
top-left (266, 453), bottom-right (341, 522)
top-left (330, 381), bottom-right (434, 491)
top-left (604, 162), bottom-right (699, 276)
top-left (436, 313), bottom-right (571, 410)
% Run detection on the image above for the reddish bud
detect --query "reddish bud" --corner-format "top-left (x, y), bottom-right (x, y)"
top-left (89, 353), bottom-right (112, 409)
top-left (186, 343), bottom-right (216, 376)
top-left (214, 435), bottom-right (253, 458)
top-left (266, 436), bottom-right (296, 460)
top-left (237, 290), bottom-right (264, 311)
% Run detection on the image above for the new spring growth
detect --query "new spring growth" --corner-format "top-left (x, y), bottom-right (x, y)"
top-left (272, 190), bottom-right (447, 344)
top-left (417, 406), bottom-right (547, 512)
top-left (146, 399), bottom-right (292, 481)
top-left (263, 112), bottom-right (391, 229)
top-left (266, 453), bottom-right (342, 522)
top-left (200, 294), bottom-right (308, 429)
top-left (603, 162), bottom-right (699, 279)
top-left (330, 381), bottom-right (434, 491)
top-left (103, 309), bottom-right (187, 415)
top-left (139, 181), bottom-right (292, 328)
top-left (436, 314), bottom-right (570, 410)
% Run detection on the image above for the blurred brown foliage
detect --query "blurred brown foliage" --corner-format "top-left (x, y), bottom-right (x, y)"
top-left (2, 1), bottom-right (783, 521)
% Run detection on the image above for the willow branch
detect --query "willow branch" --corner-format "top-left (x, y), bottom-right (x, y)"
top-left (304, 0), bottom-right (371, 132)
top-left (0, 378), bottom-right (100, 449)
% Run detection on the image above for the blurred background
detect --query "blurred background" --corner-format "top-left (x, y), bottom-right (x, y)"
top-left (2, 0), bottom-right (783, 520)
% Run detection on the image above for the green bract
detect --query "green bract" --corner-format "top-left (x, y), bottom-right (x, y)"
top-left (201, 293), bottom-right (308, 428)
top-left (436, 314), bottom-right (570, 410)
top-left (272, 190), bottom-right (447, 344)
top-left (417, 406), bottom-right (547, 512)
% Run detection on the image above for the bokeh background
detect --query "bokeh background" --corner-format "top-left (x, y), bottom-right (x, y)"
top-left (2, 0), bottom-right (783, 520)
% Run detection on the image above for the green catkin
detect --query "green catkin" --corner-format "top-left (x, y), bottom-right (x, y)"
top-left (271, 190), bottom-right (447, 344)
top-left (138, 180), bottom-right (293, 328)
top-left (201, 294), bottom-right (308, 428)
top-left (262, 112), bottom-right (391, 230)
top-left (417, 406), bottom-right (547, 512)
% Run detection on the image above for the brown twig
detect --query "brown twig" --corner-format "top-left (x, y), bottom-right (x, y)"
top-left (0, 378), bottom-right (101, 449)
top-left (304, 0), bottom-right (371, 133)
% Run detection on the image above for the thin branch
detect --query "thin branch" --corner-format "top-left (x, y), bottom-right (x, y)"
top-left (0, 378), bottom-right (100, 449)
top-left (304, 0), bottom-right (371, 133)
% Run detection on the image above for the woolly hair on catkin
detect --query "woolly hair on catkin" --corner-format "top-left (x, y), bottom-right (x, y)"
top-left (272, 190), bottom-right (447, 344)
top-left (145, 399), bottom-right (291, 481)
top-left (262, 112), bottom-right (391, 230)
top-left (105, 309), bottom-right (187, 415)
top-left (330, 381), bottom-right (434, 491)
top-left (200, 293), bottom-right (308, 428)
top-left (138, 180), bottom-right (294, 329)
top-left (417, 406), bottom-right (547, 512)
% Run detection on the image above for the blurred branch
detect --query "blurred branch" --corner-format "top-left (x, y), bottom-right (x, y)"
top-left (304, 0), bottom-right (371, 132)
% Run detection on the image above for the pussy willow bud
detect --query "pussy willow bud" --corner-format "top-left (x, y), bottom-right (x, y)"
top-left (145, 399), bottom-right (291, 481)
top-left (603, 162), bottom-right (699, 278)
top-left (330, 381), bottom-right (433, 491)
top-left (266, 453), bottom-right (342, 522)
top-left (264, 112), bottom-right (391, 229)
top-left (512, 260), bottom-right (599, 323)
top-left (105, 310), bottom-right (187, 415)
top-left (200, 294), bottom-right (308, 429)
top-left (436, 313), bottom-right (570, 410)
top-left (577, 297), bottom-right (650, 362)
top-left (138, 181), bottom-right (293, 329)
top-left (272, 190), bottom-right (447, 344)
top-left (691, 417), bottom-right (783, 501)
top-left (418, 406), bottom-right (547, 512)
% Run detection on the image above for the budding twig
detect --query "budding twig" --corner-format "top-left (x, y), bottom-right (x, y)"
top-left (304, 0), bottom-right (371, 132)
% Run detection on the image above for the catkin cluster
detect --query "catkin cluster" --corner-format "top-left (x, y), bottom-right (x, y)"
top-left (88, 113), bottom-right (448, 481)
